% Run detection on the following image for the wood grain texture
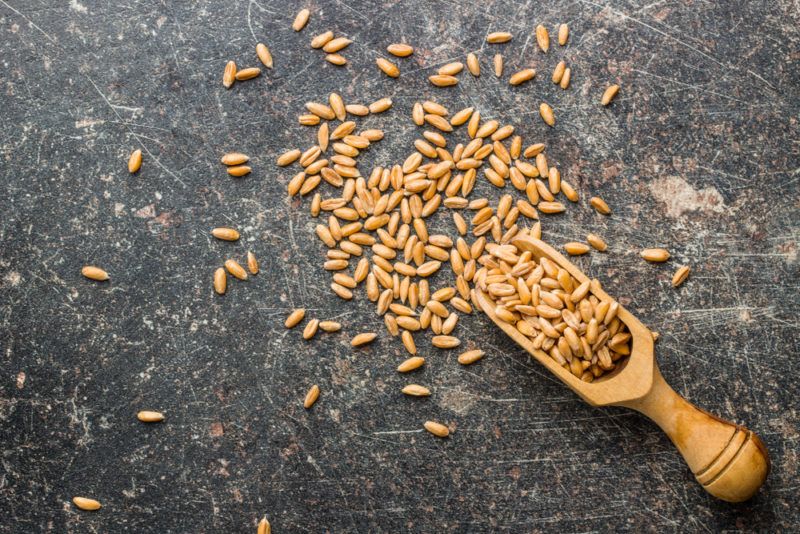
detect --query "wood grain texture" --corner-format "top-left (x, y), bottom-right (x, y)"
top-left (0, 0), bottom-right (797, 532)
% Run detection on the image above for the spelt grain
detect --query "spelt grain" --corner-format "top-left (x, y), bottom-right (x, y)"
top-left (559, 68), bottom-right (571, 89)
top-left (258, 516), bottom-right (271, 534)
top-left (137, 410), bottom-right (164, 423)
top-left (369, 98), bottom-right (392, 113)
top-left (586, 234), bottom-right (607, 252)
top-left (303, 319), bottom-right (320, 339)
top-left (235, 67), bottom-right (261, 81)
top-left (423, 420), bottom-right (449, 437)
top-left (242, 253), bottom-right (259, 277)
top-left (82, 266), bottom-right (109, 281)
top-left (351, 332), bottom-right (378, 346)
top-left (377, 57), bottom-right (400, 77)
top-left (227, 165), bottom-right (251, 177)
top-left (128, 149), bottom-right (142, 173)
top-left (387, 43), bottom-right (414, 57)
top-left (318, 321), bottom-right (341, 333)
top-left (672, 265), bottom-right (690, 287)
top-left (429, 74), bottom-right (458, 87)
top-left (509, 68), bottom-right (536, 86)
top-left (487, 32), bottom-right (512, 43)
top-left (221, 153), bottom-right (249, 166)
top-left (212, 227), bottom-right (240, 241)
top-left (558, 24), bottom-right (569, 45)
top-left (292, 8), bottom-right (310, 31)
top-left (458, 349), bottom-right (484, 365)
top-left (73, 497), bottom-right (102, 511)
top-left (539, 103), bottom-right (555, 126)
top-left (323, 37), bottom-right (352, 53)
top-left (311, 31), bottom-right (334, 48)
top-left (493, 54), bottom-right (503, 77)
top-left (325, 54), bottom-right (347, 65)
top-left (402, 384), bottom-right (431, 396)
top-left (285, 309), bottom-right (306, 328)
top-left (277, 148), bottom-right (302, 166)
top-left (397, 356), bottom-right (425, 372)
top-left (223, 60), bottom-right (236, 88)
top-left (601, 84), bottom-right (620, 106)
top-left (256, 43), bottom-right (273, 68)
top-left (304, 384), bottom-right (320, 408)
top-left (438, 62), bottom-right (464, 76)
top-left (589, 196), bottom-right (611, 215)
top-left (466, 53), bottom-right (480, 76)
top-left (640, 248), bottom-right (670, 262)
top-left (536, 25), bottom-right (550, 52)
top-left (214, 268), bottom-right (227, 295)
top-left (564, 242), bottom-right (590, 255)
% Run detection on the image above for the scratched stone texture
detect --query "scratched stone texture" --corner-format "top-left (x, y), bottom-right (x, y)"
top-left (0, 0), bottom-right (798, 532)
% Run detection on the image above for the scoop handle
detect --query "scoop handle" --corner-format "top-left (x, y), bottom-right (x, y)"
top-left (623, 367), bottom-right (769, 502)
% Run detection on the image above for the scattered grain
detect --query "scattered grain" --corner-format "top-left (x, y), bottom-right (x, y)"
top-left (487, 32), bottom-right (512, 43)
top-left (128, 149), bottom-right (142, 173)
top-left (303, 319), bottom-right (320, 340)
top-left (589, 196), bottom-right (611, 215)
top-left (256, 43), bottom-right (273, 68)
top-left (458, 349), bottom-right (484, 365)
top-left (311, 31), bottom-right (334, 48)
top-left (213, 268), bottom-right (227, 295)
top-left (323, 37), bottom-right (352, 53)
top-left (558, 24), bottom-right (569, 45)
top-left (559, 68), bottom-right (571, 89)
top-left (221, 153), bottom-right (249, 166)
top-left (397, 356), bottom-right (425, 372)
top-left (438, 62), bottom-right (464, 76)
top-left (369, 98), bottom-right (392, 113)
top-left (137, 411), bottom-right (164, 423)
top-left (493, 54), bottom-right (503, 77)
top-left (429, 74), bottom-right (458, 87)
top-left (536, 25), bottom-right (550, 52)
top-left (466, 53), bottom-right (480, 76)
top-left (304, 384), bottom-right (320, 408)
top-left (539, 103), bottom-right (555, 126)
top-left (223, 60), bottom-right (236, 88)
top-left (509, 68), bottom-right (536, 86)
top-left (257, 516), bottom-right (271, 534)
top-left (292, 8), bottom-right (310, 31)
top-left (235, 67), bottom-right (261, 81)
top-left (285, 309), bottom-right (306, 328)
top-left (564, 242), bottom-right (590, 255)
top-left (351, 332), bottom-right (378, 346)
top-left (277, 149), bottom-right (302, 166)
top-left (641, 248), bottom-right (671, 263)
top-left (672, 265), bottom-right (690, 287)
top-left (319, 320), bottom-right (342, 332)
top-left (247, 251), bottom-right (259, 274)
top-left (423, 421), bottom-right (449, 438)
top-left (586, 234), bottom-right (607, 252)
top-left (402, 384), bottom-right (431, 397)
top-left (81, 266), bottom-right (109, 281)
top-left (376, 57), bottom-right (400, 77)
top-left (73, 497), bottom-right (102, 511)
top-left (212, 227), bottom-right (240, 241)
top-left (325, 54), bottom-right (347, 66)
top-left (387, 43), bottom-right (414, 57)
top-left (601, 84), bottom-right (620, 106)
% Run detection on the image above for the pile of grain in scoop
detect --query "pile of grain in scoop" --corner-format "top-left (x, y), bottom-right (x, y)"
top-left (476, 243), bottom-right (631, 380)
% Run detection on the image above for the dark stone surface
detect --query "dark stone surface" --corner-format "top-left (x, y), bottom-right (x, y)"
top-left (1, 0), bottom-right (798, 532)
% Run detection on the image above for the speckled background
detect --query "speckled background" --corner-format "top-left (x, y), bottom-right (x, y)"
top-left (1, 0), bottom-right (798, 532)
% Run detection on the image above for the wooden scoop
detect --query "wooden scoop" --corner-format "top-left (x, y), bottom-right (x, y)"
top-left (474, 236), bottom-right (769, 502)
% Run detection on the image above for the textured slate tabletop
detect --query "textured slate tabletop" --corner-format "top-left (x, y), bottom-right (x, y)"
top-left (1, 0), bottom-right (798, 532)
